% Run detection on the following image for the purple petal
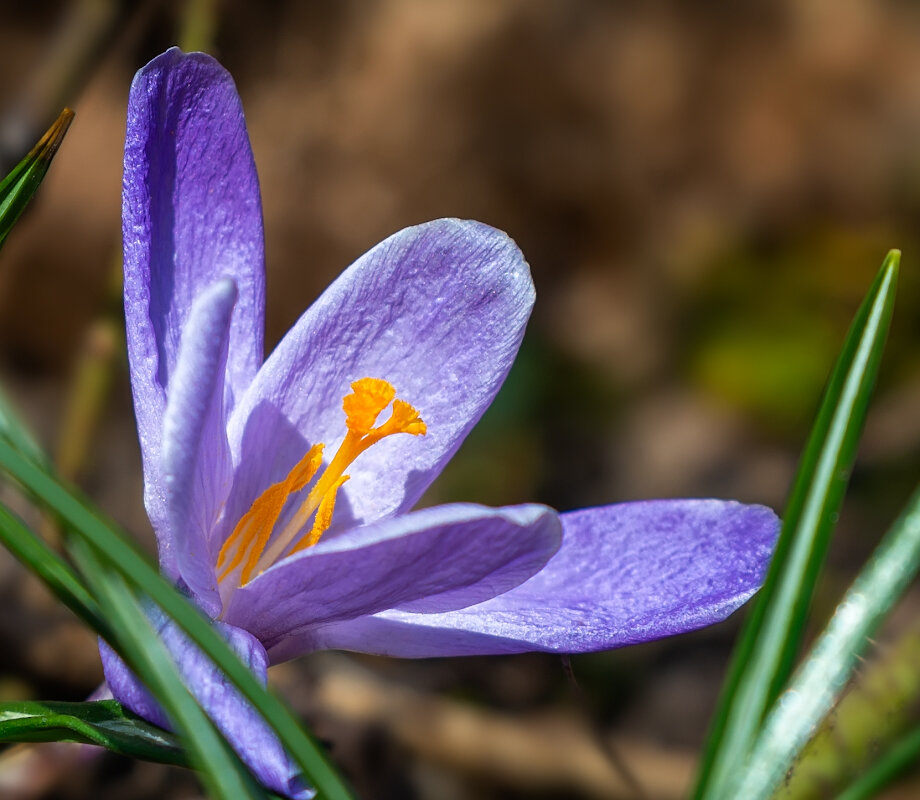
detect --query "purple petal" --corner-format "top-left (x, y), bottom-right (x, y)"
top-left (124, 48), bottom-right (265, 575)
top-left (100, 616), bottom-right (310, 799)
top-left (280, 500), bottom-right (778, 659)
top-left (225, 219), bottom-right (533, 533)
top-left (222, 502), bottom-right (561, 649)
top-left (161, 280), bottom-right (237, 616)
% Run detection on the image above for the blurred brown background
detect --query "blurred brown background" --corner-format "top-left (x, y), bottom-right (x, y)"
top-left (2, 1), bottom-right (920, 798)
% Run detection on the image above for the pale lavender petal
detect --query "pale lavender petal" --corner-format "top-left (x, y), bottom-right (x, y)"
top-left (100, 617), bottom-right (310, 799)
top-left (274, 500), bottom-right (778, 659)
top-left (223, 502), bottom-right (561, 647)
top-left (225, 219), bottom-right (533, 533)
top-left (161, 280), bottom-right (237, 616)
top-left (124, 47), bottom-right (265, 575)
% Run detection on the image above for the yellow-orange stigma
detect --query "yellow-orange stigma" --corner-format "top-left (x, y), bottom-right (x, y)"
top-left (216, 378), bottom-right (426, 586)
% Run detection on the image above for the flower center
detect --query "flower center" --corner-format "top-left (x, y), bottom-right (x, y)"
top-left (216, 377), bottom-right (426, 586)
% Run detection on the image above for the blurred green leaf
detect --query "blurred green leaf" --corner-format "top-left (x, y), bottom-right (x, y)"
top-left (0, 381), bottom-right (348, 797)
top-left (836, 724), bottom-right (920, 800)
top-left (0, 501), bottom-right (104, 634)
top-left (0, 498), bottom-right (265, 798)
top-left (692, 250), bottom-right (900, 800)
top-left (0, 699), bottom-right (187, 766)
top-left (0, 437), bottom-right (354, 800)
top-left (736, 484), bottom-right (920, 798)
top-left (0, 385), bottom-right (51, 471)
top-left (0, 108), bottom-right (73, 250)
top-left (69, 537), bottom-right (268, 800)
top-left (778, 622), bottom-right (920, 798)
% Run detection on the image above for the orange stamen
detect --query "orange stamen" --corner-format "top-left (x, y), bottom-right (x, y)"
top-left (216, 378), bottom-right (426, 587)
top-left (216, 444), bottom-right (324, 582)
top-left (343, 377), bottom-right (395, 433)
top-left (290, 474), bottom-right (350, 554)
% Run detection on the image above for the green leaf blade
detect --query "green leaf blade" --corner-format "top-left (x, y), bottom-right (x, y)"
top-left (735, 486), bottom-right (920, 798)
top-left (0, 109), bottom-right (73, 250)
top-left (0, 437), bottom-right (354, 800)
top-left (836, 724), bottom-right (920, 800)
top-left (69, 538), bottom-right (268, 800)
top-left (0, 699), bottom-right (188, 767)
top-left (692, 250), bottom-right (900, 800)
top-left (0, 501), bottom-right (105, 635)
top-left (0, 495), bottom-right (272, 797)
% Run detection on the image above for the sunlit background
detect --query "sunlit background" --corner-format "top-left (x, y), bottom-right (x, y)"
top-left (2, 2), bottom-right (920, 798)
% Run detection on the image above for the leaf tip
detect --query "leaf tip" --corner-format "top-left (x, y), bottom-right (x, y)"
top-left (32, 108), bottom-right (74, 164)
top-left (883, 249), bottom-right (901, 276)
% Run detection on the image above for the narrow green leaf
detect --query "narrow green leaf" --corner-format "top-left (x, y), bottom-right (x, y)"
top-left (0, 384), bottom-right (51, 470)
top-left (0, 109), bottom-right (73, 250)
top-left (0, 699), bottom-right (187, 766)
top-left (735, 485), bottom-right (920, 798)
top-left (0, 438), bottom-right (354, 800)
top-left (779, 622), bottom-right (920, 798)
top-left (0, 501), bottom-right (105, 635)
top-left (836, 724), bottom-right (920, 800)
top-left (69, 537), bottom-right (267, 800)
top-left (693, 251), bottom-right (900, 800)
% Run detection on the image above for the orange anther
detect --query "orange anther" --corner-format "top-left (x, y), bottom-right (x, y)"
top-left (217, 378), bottom-right (426, 586)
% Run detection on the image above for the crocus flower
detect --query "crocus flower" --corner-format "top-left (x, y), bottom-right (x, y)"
top-left (102, 48), bottom-right (779, 798)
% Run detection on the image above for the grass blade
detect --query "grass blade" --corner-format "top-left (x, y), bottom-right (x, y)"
top-left (733, 485), bottom-right (920, 798)
top-left (0, 109), bottom-right (73, 250)
top-left (0, 699), bottom-right (187, 766)
top-left (69, 537), bottom-right (267, 800)
top-left (778, 619), bottom-right (920, 798)
top-left (0, 501), bottom-right (104, 634)
top-left (0, 438), bottom-right (354, 800)
top-left (692, 251), bottom-right (900, 800)
top-left (0, 385), bottom-right (51, 470)
top-left (836, 725), bottom-right (920, 800)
